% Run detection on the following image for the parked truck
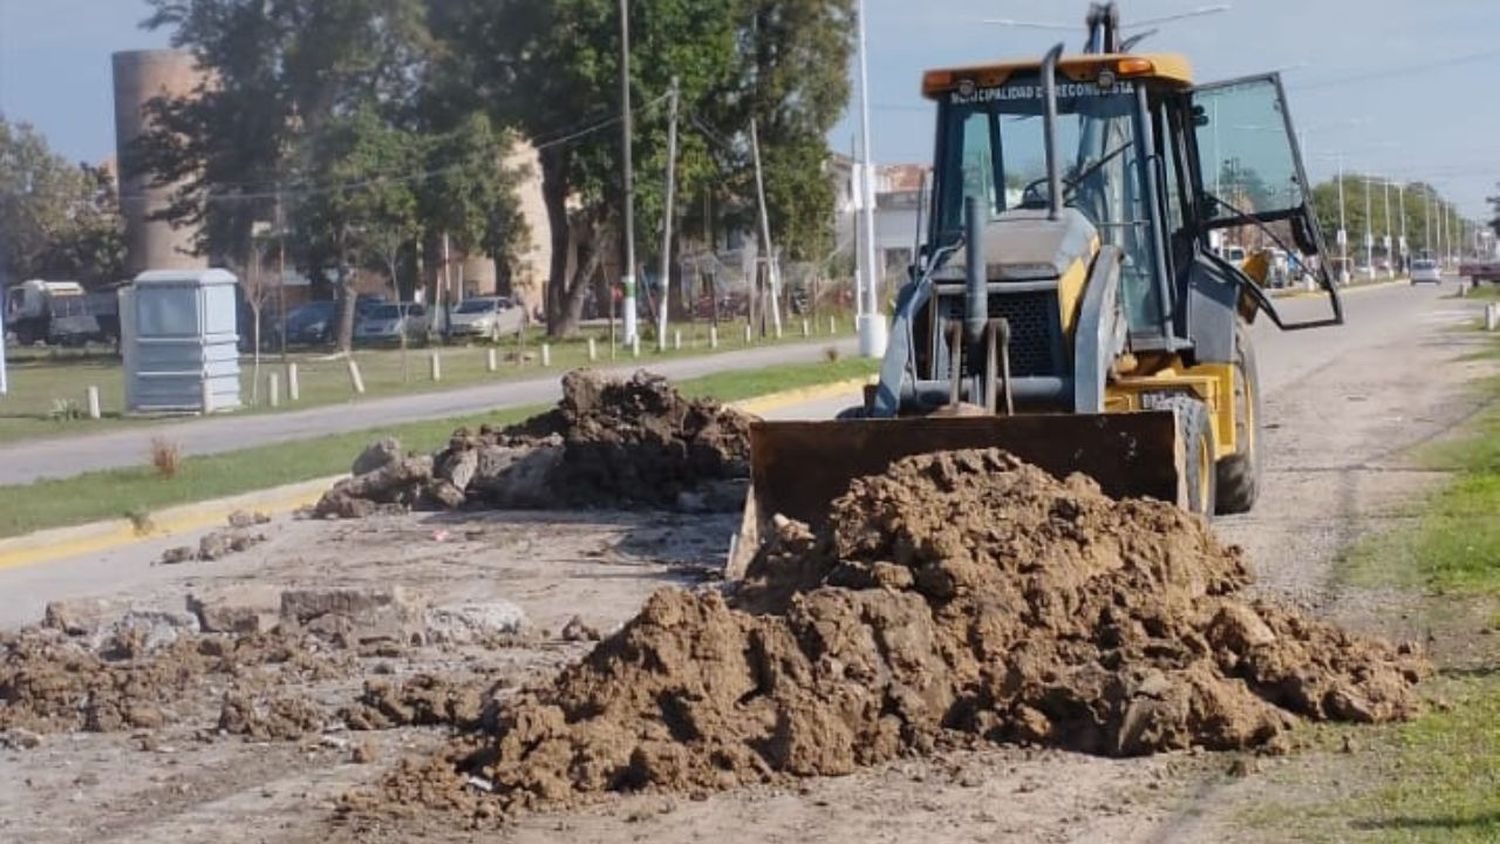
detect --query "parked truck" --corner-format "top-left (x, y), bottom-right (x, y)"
top-left (3, 279), bottom-right (121, 346)
top-left (1459, 257), bottom-right (1500, 285)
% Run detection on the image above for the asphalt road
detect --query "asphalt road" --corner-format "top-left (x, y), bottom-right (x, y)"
top-left (0, 337), bottom-right (859, 486)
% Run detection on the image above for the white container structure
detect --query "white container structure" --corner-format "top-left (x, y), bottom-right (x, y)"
top-left (122, 269), bottom-right (242, 414)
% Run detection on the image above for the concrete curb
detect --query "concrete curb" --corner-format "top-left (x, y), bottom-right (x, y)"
top-left (0, 476), bottom-right (342, 572)
top-left (0, 375), bottom-right (875, 572)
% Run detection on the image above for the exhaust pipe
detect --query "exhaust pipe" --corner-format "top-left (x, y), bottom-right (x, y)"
top-left (1041, 43), bottom-right (1065, 221)
top-left (964, 195), bottom-right (987, 347)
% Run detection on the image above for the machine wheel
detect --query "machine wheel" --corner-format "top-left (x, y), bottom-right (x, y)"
top-left (1215, 323), bottom-right (1262, 515)
top-left (835, 405), bottom-right (868, 420)
top-left (1145, 393), bottom-right (1217, 520)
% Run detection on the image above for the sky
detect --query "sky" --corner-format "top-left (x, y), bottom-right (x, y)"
top-left (1, 0), bottom-right (1496, 217)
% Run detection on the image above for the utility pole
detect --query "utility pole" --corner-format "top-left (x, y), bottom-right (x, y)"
top-left (656, 76), bottom-right (680, 352)
top-left (749, 118), bottom-right (783, 337)
top-left (1336, 156), bottom-right (1349, 284)
top-left (619, 0), bottom-right (638, 345)
top-left (1382, 178), bottom-right (1394, 279)
top-left (1423, 185), bottom-right (1432, 258)
top-left (854, 0), bottom-right (887, 357)
top-left (277, 189), bottom-right (288, 360)
top-left (1364, 175), bottom-right (1374, 279)
top-left (1397, 181), bottom-right (1407, 276)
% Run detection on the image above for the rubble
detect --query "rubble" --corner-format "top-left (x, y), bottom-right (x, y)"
top-left (315, 370), bottom-right (752, 518)
top-left (280, 587), bottom-right (428, 647)
top-left (424, 603), bottom-right (528, 645)
top-left (346, 449), bottom-right (1428, 822)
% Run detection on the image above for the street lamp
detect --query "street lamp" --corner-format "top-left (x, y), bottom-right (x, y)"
top-left (854, 0), bottom-right (887, 358)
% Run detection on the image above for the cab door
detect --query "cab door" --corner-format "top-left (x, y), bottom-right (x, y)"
top-left (1186, 74), bottom-right (1342, 327)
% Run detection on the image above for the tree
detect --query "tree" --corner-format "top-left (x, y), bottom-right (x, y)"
top-left (1488, 183), bottom-right (1499, 238)
top-left (291, 108), bottom-right (422, 351)
top-left (135, 0), bottom-right (432, 271)
top-left (416, 112), bottom-right (530, 290)
top-left (0, 116), bottom-right (125, 287)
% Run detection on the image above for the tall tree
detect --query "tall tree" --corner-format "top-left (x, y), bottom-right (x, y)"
top-left (0, 116), bottom-right (125, 286)
top-left (135, 0), bottom-right (432, 271)
top-left (290, 108), bottom-right (421, 350)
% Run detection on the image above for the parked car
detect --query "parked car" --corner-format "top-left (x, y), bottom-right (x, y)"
top-left (448, 296), bottom-right (525, 341)
top-left (354, 302), bottom-right (428, 344)
top-left (1410, 259), bottom-right (1443, 285)
top-left (285, 301), bottom-right (338, 344)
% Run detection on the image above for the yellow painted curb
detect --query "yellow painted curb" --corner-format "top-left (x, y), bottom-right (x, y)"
top-left (0, 476), bottom-right (342, 573)
top-left (734, 377), bottom-right (871, 416)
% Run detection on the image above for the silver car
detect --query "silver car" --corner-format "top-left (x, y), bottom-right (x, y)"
top-left (1410, 259), bottom-right (1442, 285)
top-left (354, 303), bottom-right (429, 344)
top-left (448, 296), bottom-right (526, 341)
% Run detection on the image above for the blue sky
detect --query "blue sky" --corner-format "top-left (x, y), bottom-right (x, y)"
top-left (2, 0), bottom-right (1496, 217)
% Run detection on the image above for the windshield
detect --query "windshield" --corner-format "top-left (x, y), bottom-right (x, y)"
top-left (369, 305), bottom-right (401, 319)
top-left (457, 299), bottom-right (498, 314)
top-left (1414, 260), bottom-right (1437, 270)
top-left (933, 74), bottom-right (1163, 333)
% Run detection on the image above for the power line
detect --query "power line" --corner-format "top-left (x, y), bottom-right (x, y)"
top-left (115, 92), bottom-right (672, 207)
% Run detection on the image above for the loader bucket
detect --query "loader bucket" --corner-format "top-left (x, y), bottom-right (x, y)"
top-left (727, 411), bottom-right (1185, 580)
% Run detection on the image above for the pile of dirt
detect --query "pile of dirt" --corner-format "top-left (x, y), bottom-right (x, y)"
top-left (316, 370), bottom-right (752, 518)
top-left (0, 628), bottom-right (347, 734)
top-left (341, 674), bottom-right (493, 731)
top-left (346, 449), bottom-right (1427, 823)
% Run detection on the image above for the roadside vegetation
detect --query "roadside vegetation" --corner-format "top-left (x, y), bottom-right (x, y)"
top-left (0, 357), bottom-right (875, 538)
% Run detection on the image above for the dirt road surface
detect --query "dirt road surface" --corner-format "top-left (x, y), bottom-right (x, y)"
top-left (0, 282), bottom-right (1488, 843)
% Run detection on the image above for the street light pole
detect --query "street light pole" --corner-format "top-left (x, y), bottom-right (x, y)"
top-left (1382, 178), bottom-right (1394, 279)
top-left (1364, 175), bottom-right (1374, 279)
top-left (1396, 181), bottom-right (1407, 276)
top-left (1336, 156), bottom-right (1349, 284)
top-left (619, 0), bottom-right (638, 346)
top-left (854, 0), bottom-right (887, 358)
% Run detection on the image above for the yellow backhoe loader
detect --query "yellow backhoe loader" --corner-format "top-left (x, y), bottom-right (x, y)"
top-left (732, 2), bottom-right (1342, 575)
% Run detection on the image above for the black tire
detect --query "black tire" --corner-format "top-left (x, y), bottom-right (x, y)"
top-left (835, 405), bottom-right (868, 420)
top-left (1215, 323), bottom-right (1262, 515)
top-left (1145, 392), bottom-right (1217, 520)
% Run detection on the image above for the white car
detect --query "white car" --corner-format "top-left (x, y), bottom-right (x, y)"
top-left (448, 296), bottom-right (526, 341)
top-left (1410, 259), bottom-right (1442, 285)
top-left (354, 303), bottom-right (429, 344)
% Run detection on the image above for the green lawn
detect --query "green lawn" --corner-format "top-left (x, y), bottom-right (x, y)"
top-left (0, 314), bottom-right (854, 445)
top-left (0, 356), bottom-right (876, 539)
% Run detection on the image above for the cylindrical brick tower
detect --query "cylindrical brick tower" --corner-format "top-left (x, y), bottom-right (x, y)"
top-left (112, 49), bottom-right (209, 276)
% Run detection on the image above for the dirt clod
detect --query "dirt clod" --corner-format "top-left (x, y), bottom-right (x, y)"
top-left (347, 449), bottom-right (1427, 822)
top-left (559, 615), bottom-right (601, 642)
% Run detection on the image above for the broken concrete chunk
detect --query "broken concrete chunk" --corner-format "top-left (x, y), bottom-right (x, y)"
top-left (352, 437), bottom-right (404, 477)
top-left (559, 615), bottom-right (602, 642)
top-left (188, 585), bottom-right (283, 634)
top-left (437, 448), bottom-right (479, 491)
top-left (280, 586), bottom-right (428, 646)
top-left (42, 598), bottom-right (129, 635)
top-left (0, 728), bottom-right (43, 750)
top-left (226, 509), bottom-right (272, 529)
top-left (424, 602), bottom-right (528, 645)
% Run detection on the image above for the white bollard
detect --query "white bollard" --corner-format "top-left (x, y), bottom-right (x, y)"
top-left (801, 319), bottom-right (809, 338)
top-left (85, 385), bottom-right (101, 420)
top-left (1487, 303), bottom-right (1499, 332)
top-left (587, 337), bottom-right (598, 362)
top-left (541, 343), bottom-right (551, 367)
top-left (829, 316), bottom-right (837, 335)
top-left (430, 352), bottom-right (442, 381)
top-left (268, 372), bottom-right (280, 408)
top-left (744, 324), bottom-right (752, 344)
top-left (631, 336), bottom-right (641, 358)
top-left (486, 348), bottom-right (498, 372)
top-left (287, 363), bottom-right (300, 401)
top-left (346, 359), bottom-right (366, 395)
top-left (710, 326), bottom-right (719, 349)
top-left (201, 378), bottom-right (214, 414)
top-left (674, 330), bottom-right (682, 351)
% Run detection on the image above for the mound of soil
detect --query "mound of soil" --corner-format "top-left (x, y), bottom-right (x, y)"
top-left (316, 370), bottom-right (752, 518)
top-left (0, 628), bottom-right (348, 734)
top-left (345, 449), bottom-right (1427, 823)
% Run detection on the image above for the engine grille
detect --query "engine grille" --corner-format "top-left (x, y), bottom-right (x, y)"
top-left (938, 289), bottom-right (1064, 378)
